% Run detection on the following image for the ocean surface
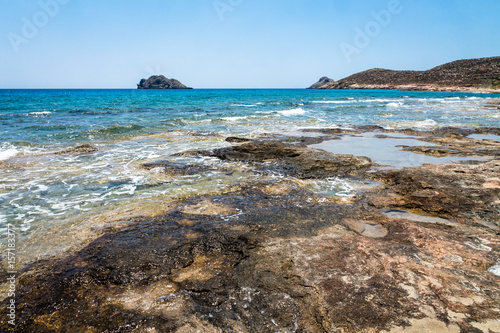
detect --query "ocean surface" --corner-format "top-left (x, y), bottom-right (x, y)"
top-left (1, 88), bottom-right (499, 264)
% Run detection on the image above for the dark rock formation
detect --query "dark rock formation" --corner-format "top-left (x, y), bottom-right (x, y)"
top-left (209, 141), bottom-right (374, 178)
top-left (225, 136), bottom-right (253, 143)
top-left (308, 76), bottom-right (335, 89)
top-left (311, 56), bottom-right (500, 92)
top-left (137, 75), bottom-right (192, 89)
top-left (54, 144), bottom-right (98, 155)
top-left (142, 161), bottom-right (215, 176)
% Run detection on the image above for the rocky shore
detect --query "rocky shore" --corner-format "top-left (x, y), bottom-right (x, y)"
top-left (310, 57), bottom-right (500, 93)
top-left (1, 127), bottom-right (499, 332)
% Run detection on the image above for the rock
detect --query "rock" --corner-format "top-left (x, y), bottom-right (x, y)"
top-left (343, 219), bottom-right (388, 238)
top-left (371, 160), bottom-right (500, 224)
top-left (311, 56), bottom-right (500, 92)
top-left (3, 127), bottom-right (500, 332)
top-left (142, 161), bottom-right (214, 176)
top-left (54, 144), bottom-right (98, 154)
top-left (137, 75), bottom-right (192, 89)
top-left (398, 145), bottom-right (455, 157)
top-left (308, 76), bottom-right (335, 89)
top-left (225, 136), bottom-right (252, 143)
top-left (210, 140), bottom-right (374, 178)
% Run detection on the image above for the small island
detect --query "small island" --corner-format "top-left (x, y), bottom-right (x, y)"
top-left (137, 75), bottom-right (192, 89)
top-left (310, 56), bottom-right (500, 92)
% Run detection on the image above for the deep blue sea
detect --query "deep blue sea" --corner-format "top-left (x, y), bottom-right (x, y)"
top-left (1, 89), bottom-right (499, 263)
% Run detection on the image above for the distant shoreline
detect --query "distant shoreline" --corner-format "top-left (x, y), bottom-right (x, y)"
top-left (315, 85), bottom-right (500, 94)
top-left (310, 56), bottom-right (500, 93)
top-left (1, 87), bottom-right (500, 94)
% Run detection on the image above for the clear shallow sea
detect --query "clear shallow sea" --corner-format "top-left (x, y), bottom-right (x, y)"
top-left (1, 89), bottom-right (499, 264)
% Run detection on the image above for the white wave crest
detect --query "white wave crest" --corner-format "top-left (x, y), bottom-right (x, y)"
top-left (387, 102), bottom-right (403, 107)
top-left (278, 108), bottom-right (307, 116)
top-left (415, 119), bottom-right (438, 127)
top-left (28, 111), bottom-right (52, 116)
top-left (312, 100), bottom-right (355, 104)
top-left (222, 116), bottom-right (247, 122)
top-left (0, 143), bottom-right (19, 161)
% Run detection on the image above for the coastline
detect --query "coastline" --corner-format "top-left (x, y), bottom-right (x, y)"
top-left (2, 0), bottom-right (500, 329)
top-left (1, 125), bottom-right (499, 332)
top-left (310, 56), bottom-right (500, 94)
top-left (316, 84), bottom-right (500, 94)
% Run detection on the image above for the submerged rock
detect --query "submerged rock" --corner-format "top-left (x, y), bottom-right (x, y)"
top-left (142, 160), bottom-right (215, 176)
top-left (54, 144), bottom-right (98, 154)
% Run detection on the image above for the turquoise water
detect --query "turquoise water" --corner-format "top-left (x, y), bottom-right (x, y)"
top-left (1, 89), bottom-right (500, 151)
top-left (0, 89), bottom-right (499, 264)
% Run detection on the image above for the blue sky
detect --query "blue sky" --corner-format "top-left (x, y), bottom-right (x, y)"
top-left (0, 0), bottom-right (499, 88)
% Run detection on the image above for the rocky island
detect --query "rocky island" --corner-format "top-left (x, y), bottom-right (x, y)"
top-left (308, 76), bottom-right (336, 89)
top-left (137, 75), bottom-right (192, 89)
top-left (310, 56), bottom-right (500, 92)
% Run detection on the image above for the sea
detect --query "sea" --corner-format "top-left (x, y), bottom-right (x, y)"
top-left (1, 88), bottom-right (499, 264)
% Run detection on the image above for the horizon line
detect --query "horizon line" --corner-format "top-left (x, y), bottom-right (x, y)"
top-left (0, 87), bottom-right (313, 90)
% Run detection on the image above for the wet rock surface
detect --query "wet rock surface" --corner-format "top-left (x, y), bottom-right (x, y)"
top-left (225, 136), bottom-right (253, 143)
top-left (209, 140), bottom-right (374, 178)
top-left (142, 161), bottom-right (217, 176)
top-left (2, 127), bottom-right (500, 332)
top-left (369, 160), bottom-right (500, 224)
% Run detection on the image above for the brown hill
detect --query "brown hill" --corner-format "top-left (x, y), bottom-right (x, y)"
top-left (310, 57), bottom-right (500, 92)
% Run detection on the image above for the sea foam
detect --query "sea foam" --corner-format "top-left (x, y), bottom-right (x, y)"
top-left (312, 100), bottom-right (355, 104)
top-left (222, 116), bottom-right (248, 122)
top-left (278, 108), bottom-right (307, 116)
top-left (387, 102), bottom-right (403, 107)
top-left (0, 143), bottom-right (18, 161)
top-left (28, 111), bottom-right (52, 116)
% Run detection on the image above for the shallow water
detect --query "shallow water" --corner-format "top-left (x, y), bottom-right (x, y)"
top-left (381, 208), bottom-right (455, 224)
top-left (309, 133), bottom-right (486, 168)
top-left (468, 134), bottom-right (500, 141)
top-left (305, 177), bottom-right (380, 198)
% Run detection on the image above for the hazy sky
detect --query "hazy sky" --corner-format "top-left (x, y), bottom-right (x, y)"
top-left (1, 0), bottom-right (499, 88)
